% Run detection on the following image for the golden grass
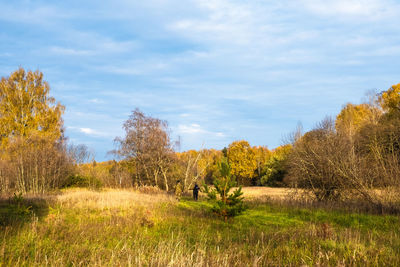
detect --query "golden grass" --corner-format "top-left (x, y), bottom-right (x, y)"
top-left (240, 186), bottom-right (292, 200)
top-left (57, 188), bottom-right (175, 210)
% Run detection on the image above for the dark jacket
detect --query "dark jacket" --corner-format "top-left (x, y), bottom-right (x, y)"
top-left (193, 184), bottom-right (200, 193)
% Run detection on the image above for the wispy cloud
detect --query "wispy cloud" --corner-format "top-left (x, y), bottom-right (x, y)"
top-left (0, 4), bottom-right (73, 25)
top-left (1, 0), bottom-right (400, 159)
top-left (177, 123), bottom-right (205, 134)
top-left (88, 98), bottom-right (104, 104)
top-left (50, 47), bottom-right (93, 56)
top-left (176, 124), bottom-right (226, 138)
top-left (301, 0), bottom-right (399, 19)
top-left (67, 126), bottom-right (116, 138)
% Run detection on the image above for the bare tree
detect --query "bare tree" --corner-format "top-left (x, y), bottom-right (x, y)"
top-left (178, 150), bottom-right (207, 191)
top-left (113, 108), bottom-right (175, 190)
top-left (0, 135), bottom-right (73, 193)
top-left (288, 114), bottom-right (400, 211)
top-left (68, 144), bottom-right (95, 164)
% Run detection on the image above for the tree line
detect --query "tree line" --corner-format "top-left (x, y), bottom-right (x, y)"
top-left (78, 109), bottom-right (290, 192)
top-left (1, 67), bottom-right (400, 210)
top-left (0, 68), bottom-right (291, 193)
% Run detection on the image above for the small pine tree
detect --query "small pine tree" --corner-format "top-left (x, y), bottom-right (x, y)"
top-left (203, 157), bottom-right (247, 221)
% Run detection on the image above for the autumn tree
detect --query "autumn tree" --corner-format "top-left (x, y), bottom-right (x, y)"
top-left (379, 83), bottom-right (400, 116)
top-left (199, 149), bottom-right (223, 184)
top-left (0, 68), bottom-right (70, 193)
top-left (335, 103), bottom-right (381, 137)
top-left (113, 108), bottom-right (175, 190)
top-left (253, 146), bottom-right (271, 184)
top-left (0, 68), bottom-right (64, 148)
top-left (227, 140), bottom-right (257, 185)
top-left (176, 150), bottom-right (205, 191)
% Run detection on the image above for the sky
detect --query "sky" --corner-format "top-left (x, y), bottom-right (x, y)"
top-left (1, 0), bottom-right (400, 161)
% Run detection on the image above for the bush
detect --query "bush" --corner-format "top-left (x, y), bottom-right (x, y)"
top-left (0, 193), bottom-right (33, 226)
top-left (62, 174), bottom-right (103, 189)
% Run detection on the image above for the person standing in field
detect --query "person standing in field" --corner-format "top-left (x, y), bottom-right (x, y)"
top-left (175, 180), bottom-right (182, 201)
top-left (193, 183), bottom-right (200, 201)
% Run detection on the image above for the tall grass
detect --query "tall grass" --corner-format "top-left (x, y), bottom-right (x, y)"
top-left (1, 188), bottom-right (399, 266)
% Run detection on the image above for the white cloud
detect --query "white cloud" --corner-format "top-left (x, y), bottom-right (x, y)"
top-left (67, 126), bottom-right (114, 138)
top-left (47, 34), bottom-right (138, 57)
top-left (50, 47), bottom-right (93, 56)
top-left (216, 132), bottom-right (225, 137)
top-left (177, 123), bottom-right (205, 134)
top-left (88, 98), bottom-right (104, 104)
top-left (168, 0), bottom-right (257, 46)
top-left (94, 60), bottom-right (169, 76)
top-left (80, 128), bottom-right (98, 135)
top-left (301, 0), bottom-right (399, 19)
top-left (0, 4), bottom-right (73, 25)
top-left (176, 124), bottom-right (226, 138)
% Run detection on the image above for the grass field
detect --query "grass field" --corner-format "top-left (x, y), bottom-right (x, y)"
top-left (1, 187), bottom-right (399, 266)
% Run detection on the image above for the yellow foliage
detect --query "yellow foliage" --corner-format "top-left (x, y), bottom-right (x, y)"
top-left (253, 146), bottom-right (271, 166)
top-left (0, 68), bottom-right (64, 149)
top-left (177, 149), bottom-right (223, 180)
top-left (335, 103), bottom-right (379, 136)
top-left (379, 83), bottom-right (400, 114)
top-left (272, 144), bottom-right (292, 158)
top-left (198, 149), bottom-right (223, 177)
top-left (253, 145), bottom-right (271, 177)
top-left (227, 140), bottom-right (257, 179)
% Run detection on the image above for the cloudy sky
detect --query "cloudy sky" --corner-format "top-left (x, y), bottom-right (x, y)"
top-left (1, 0), bottom-right (399, 160)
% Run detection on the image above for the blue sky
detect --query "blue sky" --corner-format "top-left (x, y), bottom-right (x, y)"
top-left (1, 0), bottom-right (400, 161)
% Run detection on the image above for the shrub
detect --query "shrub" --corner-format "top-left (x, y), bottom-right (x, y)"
top-left (0, 193), bottom-right (33, 226)
top-left (62, 174), bottom-right (103, 189)
top-left (203, 158), bottom-right (247, 221)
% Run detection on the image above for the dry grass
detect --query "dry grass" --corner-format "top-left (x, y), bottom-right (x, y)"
top-left (57, 188), bottom-right (175, 209)
top-left (240, 186), bottom-right (292, 200)
top-left (1, 187), bottom-right (399, 266)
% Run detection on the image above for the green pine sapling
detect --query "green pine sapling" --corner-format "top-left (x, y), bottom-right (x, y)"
top-left (203, 157), bottom-right (247, 221)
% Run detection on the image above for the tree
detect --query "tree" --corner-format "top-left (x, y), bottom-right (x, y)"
top-left (287, 117), bottom-right (349, 201)
top-left (177, 150), bottom-right (206, 191)
top-left (253, 146), bottom-right (271, 185)
top-left (335, 103), bottom-right (380, 137)
top-left (197, 149), bottom-right (223, 184)
top-left (227, 140), bottom-right (257, 185)
top-left (0, 68), bottom-right (64, 148)
top-left (68, 144), bottom-right (94, 164)
top-left (113, 108), bottom-right (175, 190)
top-left (379, 83), bottom-right (400, 116)
top-left (0, 68), bottom-right (70, 193)
top-left (260, 145), bottom-right (291, 187)
top-left (203, 157), bottom-right (246, 221)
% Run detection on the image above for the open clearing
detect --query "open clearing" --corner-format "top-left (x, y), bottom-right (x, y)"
top-left (1, 187), bottom-right (399, 266)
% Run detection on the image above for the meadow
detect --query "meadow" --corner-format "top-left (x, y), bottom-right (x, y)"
top-left (1, 187), bottom-right (399, 266)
